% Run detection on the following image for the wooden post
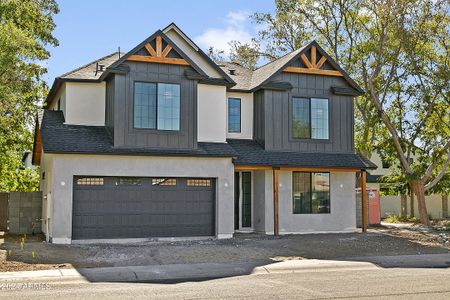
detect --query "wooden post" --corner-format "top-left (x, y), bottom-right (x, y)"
top-left (273, 169), bottom-right (279, 236)
top-left (361, 170), bottom-right (368, 232)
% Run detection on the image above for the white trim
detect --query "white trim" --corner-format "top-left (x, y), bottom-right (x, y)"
top-left (51, 237), bottom-right (71, 244)
top-left (72, 236), bottom-right (214, 245)
top-left (217, 233), bottom-right (233, 239)
top-left (163, 24), bottom-right (198, 50)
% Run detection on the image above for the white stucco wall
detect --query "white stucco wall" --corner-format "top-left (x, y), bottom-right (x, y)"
top-left (197, 84), bottom-right (227, 142)
top-left (39, 153), bottom-right (54, 237)
top-left (226, 92), bottom-right (253, 140)
top-left (278, 171), bottom-right (356, 233)
top-left (50, 84), bottom-right (66, 115)
top-left (47, 154), bottom-right (235, 244)
top-left (64, 82), bottom-right (105, 126)
top-left (253, 171), bottom-right (356, 234)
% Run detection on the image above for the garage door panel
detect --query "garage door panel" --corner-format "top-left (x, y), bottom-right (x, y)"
top-left (72, 176), bottom-right (215, 239)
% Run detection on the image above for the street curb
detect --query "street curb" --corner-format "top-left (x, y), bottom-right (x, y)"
top-left (2, 253), bottom-right (450, 282)
top-left (0, 259), bottom-right (379, 282)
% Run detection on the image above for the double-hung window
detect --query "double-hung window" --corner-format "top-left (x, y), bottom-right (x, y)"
top-left (134, 82), bottom-right (180, 131)
top-left (228, 98), bottom-right (241, 133)
top-left (293, 172), bottom-right (330, 214)
top-left (292, 97), bottom-right (329, 139)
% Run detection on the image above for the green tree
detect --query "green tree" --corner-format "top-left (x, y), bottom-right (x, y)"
top-left (253, 0), bottom-right (449, 225)
top-left (0, 0), bottom-right (58, 191)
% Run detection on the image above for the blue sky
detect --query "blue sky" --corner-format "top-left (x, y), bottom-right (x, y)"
top-left (45, 0), bottom-right (275, 85)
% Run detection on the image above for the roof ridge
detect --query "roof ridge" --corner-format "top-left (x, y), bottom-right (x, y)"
top-left (59, 51), bottom-right (122, 79)
top-left (253, 48), bottom-right (301, 71)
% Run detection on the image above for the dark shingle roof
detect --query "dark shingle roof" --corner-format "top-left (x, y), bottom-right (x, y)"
top-left (39, 111), bottom-right (375, 169)
top-left (59, 52), bottom-right (122, 81)
top-left (40, 111), bottom-right (236, 157)
top-left (227, 139), bottom-right (376, 169)
top-left (219, 47), bottom-right (305, 92)
top-left (218, 62), bottom-right (253, 90)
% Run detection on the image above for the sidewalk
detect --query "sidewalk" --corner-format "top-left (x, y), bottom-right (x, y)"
top-left (2, 253), bottom-right (450, 283)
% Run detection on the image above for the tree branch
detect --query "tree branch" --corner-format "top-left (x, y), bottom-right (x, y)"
top-left (424, 147), bottom-right (450, 191)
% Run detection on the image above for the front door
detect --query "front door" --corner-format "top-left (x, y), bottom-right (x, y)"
top-left (241, 172), bottom-right (252, 228)
top-left (234, 172), bottom-right (240, 230)
top-left (234, 171), bottom-right (252, 230)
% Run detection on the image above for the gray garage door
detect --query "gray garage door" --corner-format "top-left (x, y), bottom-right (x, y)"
top-left (72, 176), bottom-right (215, 240)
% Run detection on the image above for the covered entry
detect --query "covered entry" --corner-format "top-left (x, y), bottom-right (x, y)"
top-left (72, 176), bottom-right (215, 240)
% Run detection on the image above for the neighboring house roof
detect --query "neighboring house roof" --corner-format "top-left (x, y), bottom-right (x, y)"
top-left (366, 173), bottom-right (382, 183)
top-left (39, 111), bottom-right (237, 158)
top-left (227, 139), bottom-right (376, 170)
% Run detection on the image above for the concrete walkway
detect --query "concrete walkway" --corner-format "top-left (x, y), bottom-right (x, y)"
top-left (1, 253), bottom-right (450, 283)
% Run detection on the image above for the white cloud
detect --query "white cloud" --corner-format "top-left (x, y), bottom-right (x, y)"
top-left (194, 11), bottom-right (254, 55)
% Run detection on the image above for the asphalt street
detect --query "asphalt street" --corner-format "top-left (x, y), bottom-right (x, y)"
top-left (1, 264), bottom-right (450, 299)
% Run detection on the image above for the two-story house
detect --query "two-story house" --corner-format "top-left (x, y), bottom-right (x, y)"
top-left (32, 23), bottom-right (375, 244)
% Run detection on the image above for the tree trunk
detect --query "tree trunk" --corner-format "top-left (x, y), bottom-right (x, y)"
top-left (400, 194), bottom-right (407, 218)
top-left (409, 189), bottom-right (415, 217)
top-left (442, 195), bottom-right (448, 219)
top-left (410, 180), bottom-right (429, 225)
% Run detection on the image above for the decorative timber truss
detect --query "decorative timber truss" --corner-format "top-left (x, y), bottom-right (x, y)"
top-left (283, 45), bottom-right (343, 77)
top-left (127, 35), bottom-right (190, 66)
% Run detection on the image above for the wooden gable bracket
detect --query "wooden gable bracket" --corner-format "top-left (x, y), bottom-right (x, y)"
top-left (283, 45), bottom-right (343, 77)
top-left (127, 35), bottom-right (190, 66)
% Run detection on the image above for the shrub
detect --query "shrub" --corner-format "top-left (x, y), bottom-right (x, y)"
top-left (384, 214), bottom-right (419, 223)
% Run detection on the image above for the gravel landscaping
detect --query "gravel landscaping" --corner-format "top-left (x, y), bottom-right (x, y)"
top-left (1, 226), bottom-right (450, 272)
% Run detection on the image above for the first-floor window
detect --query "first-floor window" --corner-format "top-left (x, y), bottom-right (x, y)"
top-left (293, 172), bottom-right (330, 214)
top-left (134, 82), bottom-right (180, 130)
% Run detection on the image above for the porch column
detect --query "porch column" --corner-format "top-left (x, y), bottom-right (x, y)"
top-left (361, 170), bottom-right (368, 232)
top-left (273, 168), bottom-right (279, 236)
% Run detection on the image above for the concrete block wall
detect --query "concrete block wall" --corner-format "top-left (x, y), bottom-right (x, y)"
top-left (8, 192), bottom-right (42, 234)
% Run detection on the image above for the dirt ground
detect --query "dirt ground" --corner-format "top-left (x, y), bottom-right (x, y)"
top-left (1, 226), bottom-right (449, 272)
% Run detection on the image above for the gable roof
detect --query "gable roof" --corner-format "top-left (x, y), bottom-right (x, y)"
top-left (106, 30), bottom-right (207, 76)
top-left (45, 27), bottom-right (363, 108)
top-left (221, 41), bottom-right (364, 94)
top-left (162, 23), bottom-right (235, 84)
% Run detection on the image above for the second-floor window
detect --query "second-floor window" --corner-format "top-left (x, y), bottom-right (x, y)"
top-left (292, 97), bottom-right (329, 139)
top-left (228, 97), bottom-right (241, 133)
top-left (134, 82), bottom-right (180, 131)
